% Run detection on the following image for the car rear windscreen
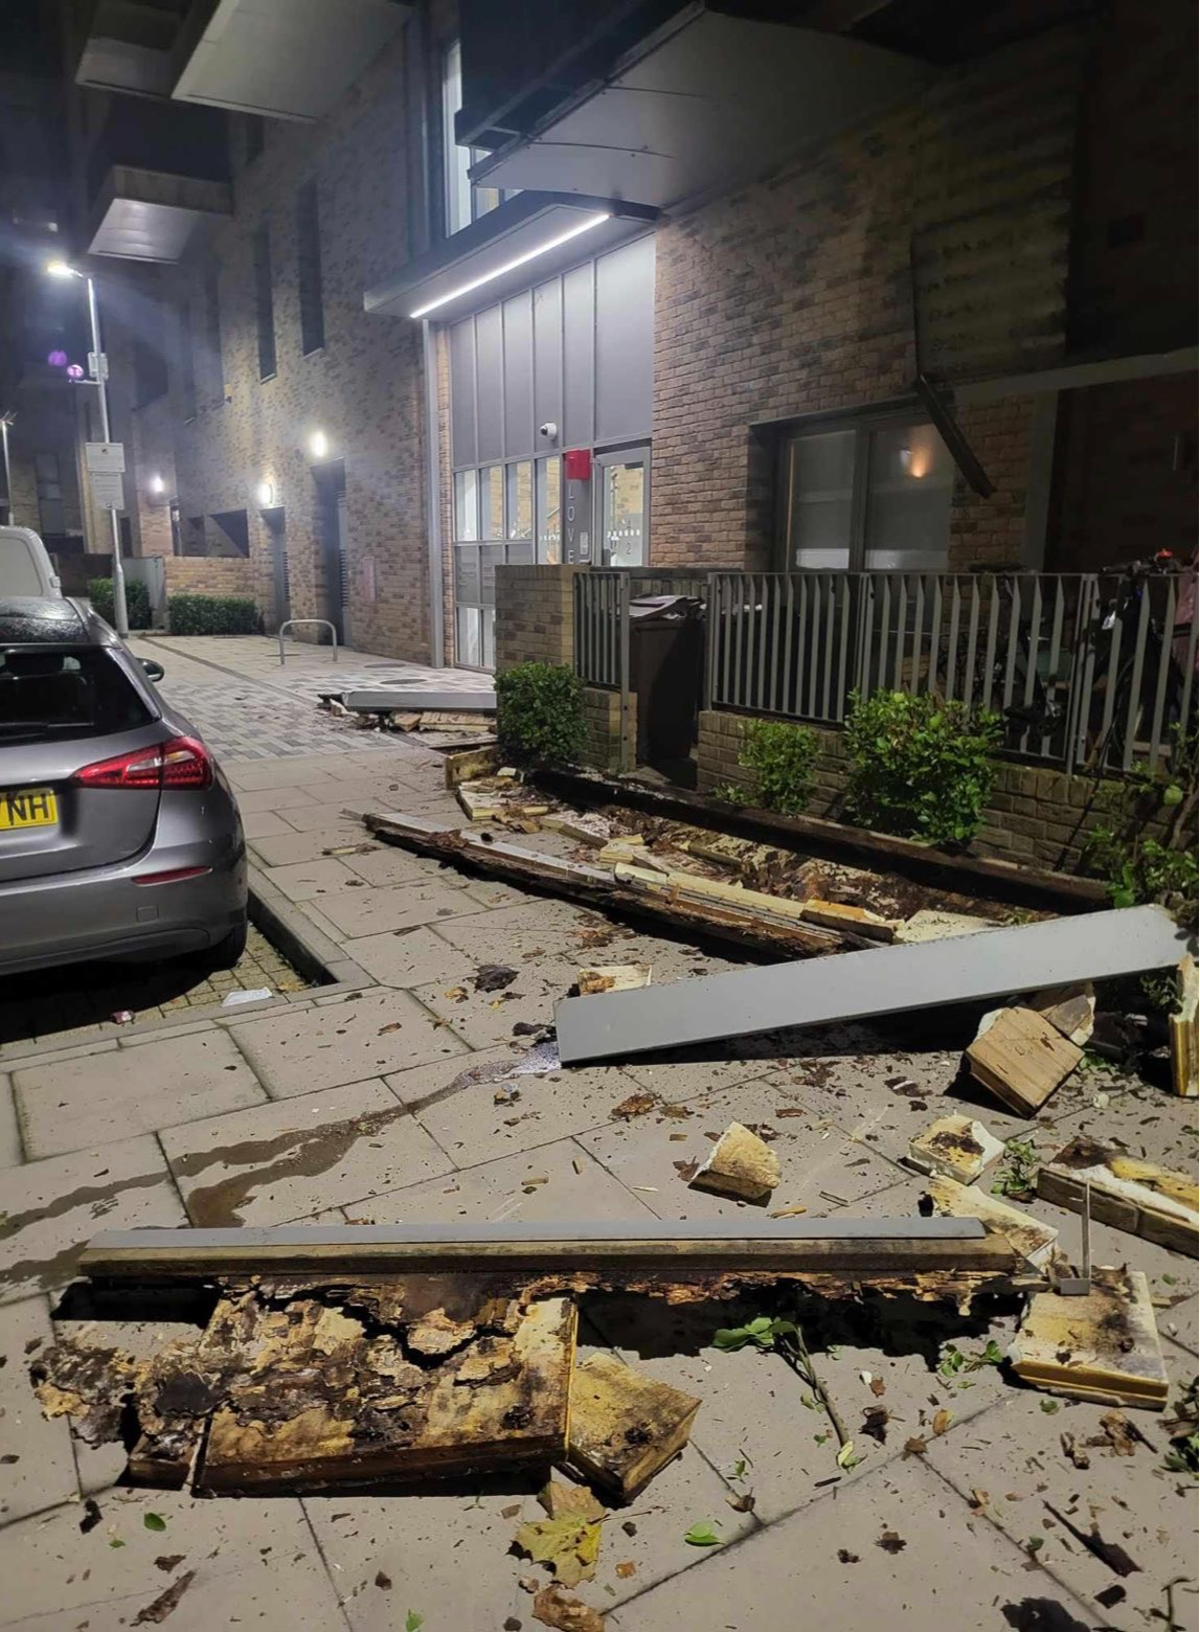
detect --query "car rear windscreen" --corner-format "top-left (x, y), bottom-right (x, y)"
top-left (0, 648), bottom-right (154, 744)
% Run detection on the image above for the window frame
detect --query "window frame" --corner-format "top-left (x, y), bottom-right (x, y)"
top-left (253, 217), bottom-right (277, 382)
top-left (441, 39), bottom-right (510, 237)
top-left (296, 178), bottom-right (325, 357)
top-left (776, 404), bottom-right (953, 573)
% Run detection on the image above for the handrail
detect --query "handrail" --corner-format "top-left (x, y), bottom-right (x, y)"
top-left (278, 618), bottom-right (338, 665)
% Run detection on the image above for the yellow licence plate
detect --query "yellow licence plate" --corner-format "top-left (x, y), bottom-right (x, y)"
top-left (0, 788), bottom-right (58, 830)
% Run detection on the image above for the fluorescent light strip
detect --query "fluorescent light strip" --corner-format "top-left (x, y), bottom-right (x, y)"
top-left (408, 212), bottom-right (611, 319)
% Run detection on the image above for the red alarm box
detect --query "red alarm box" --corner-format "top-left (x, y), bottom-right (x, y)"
top-left (563, 448), bottom-right (592, 482)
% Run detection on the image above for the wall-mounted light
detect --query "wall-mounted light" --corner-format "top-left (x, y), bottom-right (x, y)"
top-left (45, 259), bottom-right (83, 281)
top-left (308, 429), bottom-right (329, 460)
top-left (148, 474), bottom-right (166, 495)
top-left (256, 479), bottom-right (276, 507)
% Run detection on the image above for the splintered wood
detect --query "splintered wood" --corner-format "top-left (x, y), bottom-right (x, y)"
top-left (1037, 1137), bottom-right (1199, 1256)
top-left (966, 1006), bottom-right (1083, 1114)
top-left (567, 1353), bottom-right (700, 1500)
top-left (1010, 1268), bottom-right (1168, 1409)
top-left (34, 1278), bottom-right (576, 1495)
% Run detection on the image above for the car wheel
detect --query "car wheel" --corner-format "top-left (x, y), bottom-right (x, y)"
top-left (193, 915), bottom-right (248, 973)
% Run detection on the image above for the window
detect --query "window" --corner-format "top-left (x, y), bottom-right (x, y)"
top-left (451, 456), bottom-right (542, 668)
top-left (203, 262), bottom-right (223, 403)
top-left (441, 41), bottom-right (502, 236)
top-left (0, 649), bottom-right (153, 746)
top-left (133, 299), bottom-right (168, 407)
top-left (296, 179), bottom-right (324, 355)
top-left (34, 453), bottom-right (64, 535)
top-left (177, 298), bottom-right (196, 420)
top-left (779, 412), bottom-right (953, 572)
top-left (253, 218), bottom-right (276, 380)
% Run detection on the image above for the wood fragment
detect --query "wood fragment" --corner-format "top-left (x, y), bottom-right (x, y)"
top-left (688, 1122), bottom-right (781, 1202)
top-left (577, 965), bottom-right (652, 996)
top-left (801, 898), bottom-right (897, 942)
top-left (907, 1115), bottom-right (1005, 1186)
top-left (1026, 981), bottom-right (1095, 1046)
top-left (1170, 954), bottom-right (1199, 1097)
top-left (444, 746), bottom-right (501, 787)
top-left (1010, 1268), bottom-right (1168, 1409)
top-left (566, 1352), bottom-right (700, 1500)
top-left (966, 1006), bottom-right (1083, 1114)
top-left (1037, 1137), bottom-right (1198, 1256)
top-left (533, 1585), bottom-right (605, 1632)
top-left (925, 1175), bottom-right (1058, 1269)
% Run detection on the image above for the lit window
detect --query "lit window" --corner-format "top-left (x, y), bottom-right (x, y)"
top-left (442, 40), bottom-right (511, 237)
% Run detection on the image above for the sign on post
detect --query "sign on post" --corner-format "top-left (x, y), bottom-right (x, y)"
top-left (85, 442), bottom-right (125, 475)
top-left (89, 470), bottom-right (125, 510)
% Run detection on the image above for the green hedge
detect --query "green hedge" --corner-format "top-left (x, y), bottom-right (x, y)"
top-left (167, 595), bottom-right (261, 636)
top-left (87, 576), bottom-right (151, 630)
top-left (496, 662), bottom-right (585, 768)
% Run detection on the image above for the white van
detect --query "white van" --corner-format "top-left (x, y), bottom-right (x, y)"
top-left (0, 526), bottom-right (62, 596)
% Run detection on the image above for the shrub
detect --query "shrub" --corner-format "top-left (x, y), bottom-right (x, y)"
top-left (734, 718), bottom-right (818, 816)
top-left (167, 595), bottom-right (261, 636)
top-left (496, 662), bottom-right (585, 768)
top-left (87, 576), bottom-right (151, 630)
top-left (843, 690), bottom-right (1002, 846)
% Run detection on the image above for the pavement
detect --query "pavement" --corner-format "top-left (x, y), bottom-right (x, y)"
top-left (0, 635), bottom-right (1195, 1632)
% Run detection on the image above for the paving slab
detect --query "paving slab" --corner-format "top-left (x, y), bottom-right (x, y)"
top-left (338, 843), bottom-right (455, 888)
top-left (0, 1136), bottom-right (187, 1304)
top-left (410, 954), bottom-right (583, 1050)
top-left (250, 825), bottom-right (382, 866)
top-left (0, 1295), bottom-right (78, 1524)
top-left (241, 808), bottom-right (296, 839)
top-left (259, 855), bottom-right (368, 901)
top-left (298, 877), bottom-right (488, 938)
top-left (159, 1077), bottom-right (454, 1226)
top-left (611, 1456), bottom-right (1099, 1632)
top-left (576, 1077), bottom-right (903, 1223)
top-left (229, 987), bottom-right (468, 1098)
top-left (339, 924), bottom-right (478, 989)
top-left (924, 1377), bottom-right (1200, 1631)
top-left (0, 1485), bottom-right (344, 1630)
top-left (234, 785), bottom-right (324, 813)
top-left (415, 1051), bottom-right (648, 1165)
top-left (14, 1031), bottom-right (266, 1158)
top-left (339, 1134), bottom-right (658, 1226)
top-left (433, 899), bottom-right (619, 963)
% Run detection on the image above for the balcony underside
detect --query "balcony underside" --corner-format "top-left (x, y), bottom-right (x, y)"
top-left (88, 167), bottom-right (233, 262)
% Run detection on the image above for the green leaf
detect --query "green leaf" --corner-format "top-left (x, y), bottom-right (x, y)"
top-left (684, 1523), bottom-right (722, 1547)
top-left (1027, 1537), bottom-right (1044, 1554)
top-left (406, 1613), bottom-right (425, 1632)
top-left (1039, 1400), bottom-right (1059, 1415)
top-left (1111, 886), bottom-right (1136, 909)
top-left (835, 1441), bottom-right (860, 1470)
top-left (1163, 784), bottom-right (1184, 808)
top-left (712, 1315), bottom-right (777, 1351)
top-left (109, 1538), bottom-right (125, 1549)
top-left (143, 1513), bottom-right (167, 1533)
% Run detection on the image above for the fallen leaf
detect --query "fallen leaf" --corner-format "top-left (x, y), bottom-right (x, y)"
top-left (969, 1489), bottom-right (989, 1511)
top-left (683, 1523), bottom-right (722, 1547)
top-left (154, 1556), bottom-right (185, 1573)
top-left (611, 1092), bottom-right (658, 1121)
top-left (725, 1490), bottom-right (756, 1513)
top-left (406, 1614), bottom-right (424, 1632)
top-left (516, 1517), bottom-right (601, 1587)
top-left (904, 1437), bottom-right (928, 1457)
top-left (931, 1408), bottom-right (953, 1436)
top-left (532, 1585), bottom-right (604, 1631)
top-left (862, 1406), bottom-right (889, 1444)
top-left (502, 1503), bottom-right (523, 1519)
top-left (835, 1441), bottom-right (860, 1470)
top-left (769, 1204), bottom-right (808, 1219)
top-left (837, 1549), bottom-right (860, 1564)
top-left (131, 1571), bottom-right (196, 1625)
top-left (869, 1377), bottom-right (887, 1398)
top-left (538, 1481), bottom-right (605, 1525)
top-left (615, 1561), bottom-right (636, 1579)
top-left (79, 1498), bottom-right (102, 1534)
top-left (143, 1513), bottom-right (167, 1533)
top-left (375, 1571), bottom-right (392, 1590)
top-left (876, 1531), bottom-right (907, 1555)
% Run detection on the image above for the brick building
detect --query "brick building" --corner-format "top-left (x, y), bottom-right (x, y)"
top-left (64, 0), bottom-right (1195, 667)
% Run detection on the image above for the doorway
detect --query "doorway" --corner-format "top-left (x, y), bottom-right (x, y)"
top-left (594, 444), bottom-right (650, 567)
top-left (313, 463), bottom-right (348, 644)
top-left (262, 507), bottom-right (290, 632)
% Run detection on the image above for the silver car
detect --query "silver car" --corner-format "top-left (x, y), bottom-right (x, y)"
top-left (0, 597), bottom-right (247, 976)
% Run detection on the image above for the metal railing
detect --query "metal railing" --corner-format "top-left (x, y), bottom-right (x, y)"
top-left (574, 567), bottom-right (1198, 775)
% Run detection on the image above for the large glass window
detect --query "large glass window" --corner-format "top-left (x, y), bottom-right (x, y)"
top-left (452, 457), bottom-right (541, 668)
top-left (536, 457), bottom-right (561, 563)
top-left (442, 42), bottom-right (502, 236)
top-left (780, 413), bottom-right (951, 572)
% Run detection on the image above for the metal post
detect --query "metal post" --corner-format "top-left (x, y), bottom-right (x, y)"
top-left (617, 570), bottom-right (633, 774)
top-left (421, 319), bottom-right (445, 669)
top-left (0, 413), bottom-right (12, 524)
top-left (84, 274), bottom-right (128, 638)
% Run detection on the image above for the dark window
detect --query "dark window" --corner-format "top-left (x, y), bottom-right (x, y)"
top-left (177, 298), bottom-right (196, 419)
top-left (0, 649), bottom-right (153, 745)
top-left (133, 299), bottom-right (168, 406)
top-left (244, 114), bottom-right (265, 164)
top-left (253, 218), bottom-right (276, 380)
top-left (296, 179), bottom-right (325, 355)
top-left (211, 508), bottom-right (250, 556)
top-left (203, 262), bottom-right (223, 402)
top-left (34, 453), bottom-right (64, 535)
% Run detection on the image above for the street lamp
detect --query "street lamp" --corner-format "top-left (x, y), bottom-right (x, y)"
top-left (45, 260), bottom-right (129, 637)
top-left (0, 411), bottom-right (14, 526)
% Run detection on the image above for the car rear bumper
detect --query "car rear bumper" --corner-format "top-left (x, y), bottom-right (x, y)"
top-left (0, 833), bottom-right (247, 975)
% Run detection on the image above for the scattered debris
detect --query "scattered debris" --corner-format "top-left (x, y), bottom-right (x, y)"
top-left (515, 1480), bottom-right (604, 1587)
top-left (79, 1496), bottom-right (102, 1533)
top-left (1060, 1431), bottom-right (1090, 1469)
top-left (1169, 953), bottom-right (1198, 1097)
top-left (610, 1092), bottom-right (659, 1121)
top-left (1026, 982), bottom-right (1096, 1046)
top-left (688, 1122), bottom-right (781, 1203)
top-left (474, 964), bottom-right (519, 993)
top-left (801, 899), bottom-right (897, 941)
top-left (220, 988), bottom-right (272, 1008)
top-left (131, 1570), bottom-right (196, 1626)
top-left (1037, 1137), bottom-right (1198, 1256)
top-left (1042, 1503), bottom-right (1140, 1576)
top-left (1098, 1409), bottom-right (1141, 1456)
top-left (876, 1530), bottom-right (907, 1554)
top-left (893, 910), bottom-right (998, 944)
top-left (532, 1584), bottom-right (605, 1632)
top-left (577, 965), bottom-right (652, 995)
top-left (966, 1006), bottom-right (1083, 1115)
top-left (567, 1353), bottom-right (700, 1500)
top-left (1009, 1267), bottom-right (1169, 1409)
top-left (925, 1175), bottom-right (1058, 1270)
top-left (907, 1115), bottom-right (1006, 1185)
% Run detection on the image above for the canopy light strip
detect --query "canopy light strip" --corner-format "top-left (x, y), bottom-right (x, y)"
top-left (409, 212), bottom-right (610, 318)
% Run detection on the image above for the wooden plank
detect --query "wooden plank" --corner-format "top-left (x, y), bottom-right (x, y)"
top-left (925, 1175), bottom-right (1058, 1270)
top-left (361, 812), bottom-right (849, 959)
top-left (1170, 954), bottom-right (1199, 1098)
top-left (567, 1353), bottom-right (700, 1500)
top-left (965, 1006), bottom-right (1083, 1114)
top-left (1037, 1136), bottom-right (1198, 1256)
top-left (555, 906), bottom-right (1186, 1066)
top-left (1009, 1269), bottom-right (1168, 1409)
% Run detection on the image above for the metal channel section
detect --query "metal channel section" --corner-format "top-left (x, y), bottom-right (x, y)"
top-left (555, 904), bottom-right (1191, 1065)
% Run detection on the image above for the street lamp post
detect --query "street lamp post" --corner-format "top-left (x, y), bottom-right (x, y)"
top-left (0, 412), bottom-right (13, 526)
top-left (46, 261), bottom-right (129, 637)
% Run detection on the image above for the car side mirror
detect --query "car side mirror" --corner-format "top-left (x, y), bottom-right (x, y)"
top-left (141, 659), bottom-right (165, 682)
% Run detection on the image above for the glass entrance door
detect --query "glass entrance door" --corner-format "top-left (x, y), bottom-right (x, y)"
top-left (594, 445), bottom-right (649, 567)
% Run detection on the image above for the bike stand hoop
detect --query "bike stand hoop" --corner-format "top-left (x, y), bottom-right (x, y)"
top-left (278, 619), bottom-right (339, 665)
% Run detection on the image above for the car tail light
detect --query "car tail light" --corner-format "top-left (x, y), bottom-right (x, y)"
top-left (73, 735), bottom-right (214, 791)
top-left (133, 865), bottom-right (213, 886)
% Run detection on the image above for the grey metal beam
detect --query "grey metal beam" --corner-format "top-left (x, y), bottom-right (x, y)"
top-left (344, 689), bottom-right (496, 713)
top-left (555, 905), bottom-right (1191, 1065)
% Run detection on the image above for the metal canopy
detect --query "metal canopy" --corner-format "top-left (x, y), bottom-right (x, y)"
top-left (473, 10), bottom-right (933, 211)
top-left (88, 169), bottom-right (233, 263)
top-left (364, 192), bottom-right (658, 323)
top-left (556, 905), bottom-right (1192, 1065)
top-left (171, 0), bottom-right (412, 120)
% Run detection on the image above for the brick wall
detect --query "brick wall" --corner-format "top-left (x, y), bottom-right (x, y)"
top-left (696, 707), bottom-right (1183, 873)
top-left (164, 555), bottom-right (257, 599)
top-left (650, 28), bottom-right (1086, 571)
top-left (494, 564), bottom-right (579, 671)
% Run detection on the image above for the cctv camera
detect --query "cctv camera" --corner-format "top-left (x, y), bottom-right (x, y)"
top-left (538, 421), bottom-right (558, 441)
